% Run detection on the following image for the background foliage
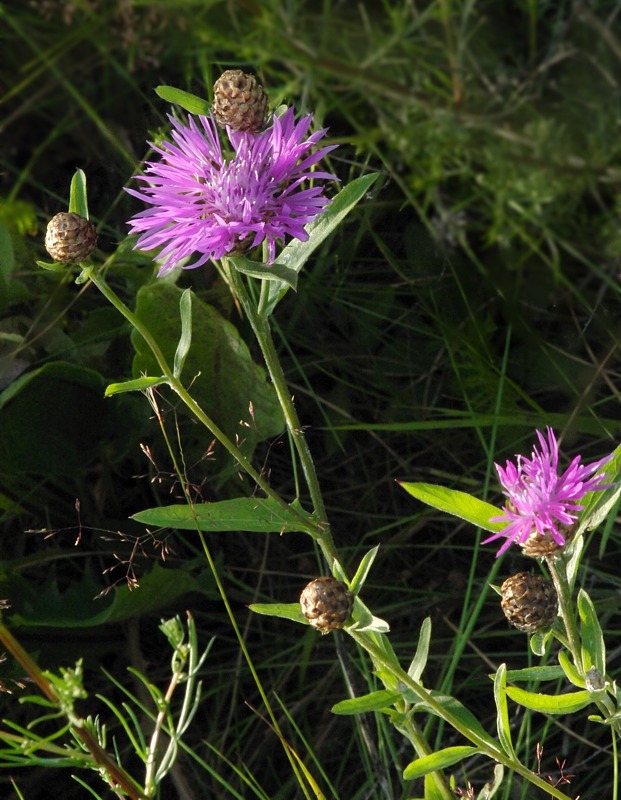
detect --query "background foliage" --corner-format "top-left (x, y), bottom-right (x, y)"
top-left (1, 1), bottom-right (621, 798)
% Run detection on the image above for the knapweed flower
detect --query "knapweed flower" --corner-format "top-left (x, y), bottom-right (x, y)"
top-left (126, 108), bottom-right (337, 275)
top-left (484, 427), bottom-right (612, 557)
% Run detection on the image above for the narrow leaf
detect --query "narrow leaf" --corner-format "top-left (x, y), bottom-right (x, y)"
top-left (399, 482), bottom-right (503, 533)
top-left (173, 288), bottom-right (192, 378)
top-left (349, 545), bottom-right (380, 595)
top-left (403, 746), bottom-right (479, 780)
top-left (229, 256), bottom-right (299, 289)
top-left (155, 86), bottom-right (211, 116)
top-left (105, 376), bottom-right (167, 396)
top-left (132, 497), bottom-right (315, 534)
top-left (558, 650), bottom-right (585, 688)
top-left (332, 690), bottom-right (401, 715)
top-left (407, 617), bottom-right (431, 683)
top-left (500, 666), bottom-right (565, 682)
top-left (248, 602), bottom-right (307, 625)
top-left (578, 589), bottom-right (606, 676)
top-left (349, 596), bottom-right (390, 634)
top-left (505, 685), bottom-right (591, 714)
top-left (69, 169), bottom-right (89, 218)
top-left (36, 259), bottom-right (68, 272)
top-left (577, 443), bottom-right (621, 534)
top-left (263, 173), bottom-right (378, 316)
top-left (493, 664), bottom-right (515, 758)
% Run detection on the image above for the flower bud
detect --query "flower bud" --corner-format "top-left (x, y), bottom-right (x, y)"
top-left (212, 69), bottom-right (268, 132)
top-left (300, 576), bottom-right (353, 634)
top-left (500, 572), bottom-right (558, 633)
top-left (45, 212), bottom-right (97, 263)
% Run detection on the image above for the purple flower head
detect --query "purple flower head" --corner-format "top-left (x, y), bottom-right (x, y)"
top-left (126, 108), bottom-right (338, 275)
top-left (484, 427), bottom-right (612, 557)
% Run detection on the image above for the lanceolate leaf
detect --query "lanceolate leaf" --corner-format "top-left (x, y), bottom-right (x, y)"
top-left (248, 602), bottom-right (307, 625)
top-left (399, 482), bottom-right (503, 533)
top-left (263, 173), bottom-right (378, 316)
top-left (578, 589), bottom-right (606, 676)
top-left (407, 617), bottom-right (431, 683)
top-left (173, 288), bottom-right (192, 379)
top-left (348, 545), bottom-right (380, 595)
top-left (493, 664), bottom-right (516, 758)
top-left (105, 376), bottom-right (168, 396)
top-left (332, 690), bottom-right (401, 716)
top-left (155, 86), bottom-right (211, 116)
top-left (403, 746), bottom-right (479, 780)
top-left (132, 497), bottom-right (316, 534)
top-left (229, 256), bottom-right (299, 289)
top-left (68, 168), bottom-right (89, 219)
top-left (505, 685), bottom-right (591, 714)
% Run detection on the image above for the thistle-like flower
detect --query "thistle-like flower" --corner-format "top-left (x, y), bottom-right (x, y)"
top-left (126, 108), bottom-right (337, 275)
top-left (485, 427), bottom-right (612, 557)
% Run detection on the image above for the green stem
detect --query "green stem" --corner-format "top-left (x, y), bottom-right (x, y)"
top-left (89, 262), bottom-right (321, 796)
top-left (222, 260), bottom-right (339, 567)
top-left (86, 267), bottom-right (318, 538)
top-left (349, 630), bottom-right (576, 800)
top-left (546, 557), bottom-right (582, 668)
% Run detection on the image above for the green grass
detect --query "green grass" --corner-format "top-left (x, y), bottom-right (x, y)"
top-left (2, 1), bottom-right (621, 798)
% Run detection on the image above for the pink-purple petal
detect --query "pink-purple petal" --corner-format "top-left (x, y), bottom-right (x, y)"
top-left (126, 107), bottom-right (337, 274)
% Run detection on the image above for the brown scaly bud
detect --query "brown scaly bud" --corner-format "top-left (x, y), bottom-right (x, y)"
top-left (300, 576), bottom-right (353, 634)
top-left (45, 212), bottom-right (97, 263)
top-left (519, 521), bottom-right (576, 560)
top-left (500, 572), bottom-right (558, 634)
top-left (212, 69), bottom-right (268, 132)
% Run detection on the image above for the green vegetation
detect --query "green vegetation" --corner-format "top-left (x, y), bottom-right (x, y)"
top-left (1, 2), bottom-right (620, 798)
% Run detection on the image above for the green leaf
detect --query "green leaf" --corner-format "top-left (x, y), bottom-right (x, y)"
top-left (398, 482), bottom-right (503, 533)
top-left (403, 746), bottom-right (479, 780)
top-left (155, 85), bottom-right (211, 116)
top-left (131, 282), bottom-right (284, 458)
top-left (36, 259), bottom-right (68, 272)
top-left (558, 650), bottom-right (585, 688)
top-left (228, 255), bottom-right (299, 289)
top-left (349, 596), bottom-right (390, 634)
top-left (529, 625), bottom-right (557, 657)
top-left (348, 545), bottom-right (380, 595)
top-left (501, 665), bottom-right (565, 682)
top-left (331, 690), bottom-right (401, 715)
top-left (248, 602), bottom-right (307, 625)
top-left (105, 376), bottom-right (168, 396)
top-left (4, 563), bottom-right (214, 628)
top-left (493, 664), bottom-right (516, 758)
top-left (173, 288), bottom-right (192, 378)
top-left (263, 173), bottom-right (379, 316)
top-left (132, 497), bottom-right (315, 534)
top-left (505, 685), bottom-right (591, 714)
top-left (0, 362), bottom-right (144, 476)
top-left (68, 168), bottom-right (89, 218)
top-left (577, 443), bottom-right (621, 535)
top-left (407, 617), bottom-right (431, 683)
top-left (578, 588), bottom-right (606, 675)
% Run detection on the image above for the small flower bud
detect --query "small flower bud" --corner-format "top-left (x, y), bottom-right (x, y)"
top-left (585, 667), bottom-right (605, 692)
top-left (500, 572), bottom-right (558, 634)
top-left (300, 576), bottom-right (353, 634)
top-left (212, 69), bottom-right (268, 132)
top-left (518, 521), bottom-right (576, 559)
top-left (45, 212), bottom-right (97, 263)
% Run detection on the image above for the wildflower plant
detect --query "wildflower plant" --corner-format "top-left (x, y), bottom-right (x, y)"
top-left (3, 69), bottom-right (621, 800)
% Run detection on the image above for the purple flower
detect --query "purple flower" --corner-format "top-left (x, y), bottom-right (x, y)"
top-left (126, 108), bottom-right (337, 275)
top-left (484, 427), bottom-right (612, 556)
